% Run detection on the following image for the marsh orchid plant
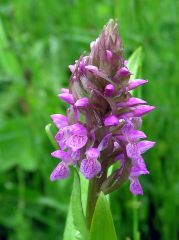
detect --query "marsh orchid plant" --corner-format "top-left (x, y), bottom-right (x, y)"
top-left (48, 20), bottom-right (155, 232)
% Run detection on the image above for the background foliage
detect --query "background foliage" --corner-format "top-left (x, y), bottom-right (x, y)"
top-left (0, 0), bottom-right (178, 239)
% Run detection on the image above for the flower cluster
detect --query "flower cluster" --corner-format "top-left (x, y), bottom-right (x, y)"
top-left (50, 20), bottom-right (155, 195)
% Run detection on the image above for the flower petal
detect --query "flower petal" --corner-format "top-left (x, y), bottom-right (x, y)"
top-left (117, 97), bottom-right (146, 107)
top-left (50, 114), bottom-right (68, 128)
top-left (55, 131), bottom-right (67, 150)
top-left (104, 115), bottom-right (119, 126)
top-left (126, 143), bottom-right (141, 160)
top-left (106, 50), bottom-right (113, 61)
top-left (85, 65), bottom-right (99, 75)
top-left (50, 162), bottom-right (69, 181)
top-left (75, 97), bottom-right (89, 107)
top-left (60, 88), bottom-right (69, 93)
top-left (128, 79), bottom-right (148, 91)
top-left (129, 177), bottom-right (143, 195)
top-left (58, 93), bottom-right (75, 105)
top-left (138, 140), bottom-right (156, 154)
top-left (80, 158), bottom-right (101, 179)
top-left (104, 84), bottom-right (115, 96)
top-left (132, 105), bottom-right (155, 117)
top-left (130, 157), bottom-right (149, 177)
top-left (66, 135), bottom-right (88, 151)
top-left (69, 65), bottom-right (76, 73)
top-left (114, 67), bottom-right (130, 80)
top-left (86, 148), bottom-right (100, 160)
top-left (51, 149), bottom-right (69, 159)
top-left (128, 130), bottom-right (147, 141)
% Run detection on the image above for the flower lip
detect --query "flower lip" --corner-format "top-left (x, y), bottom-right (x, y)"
top-left (50, 162), bottom-right (69, 181)
top-left (129, 177), bottom-right (143, 195)
top-left (80, 158), bottom-right (101, 179)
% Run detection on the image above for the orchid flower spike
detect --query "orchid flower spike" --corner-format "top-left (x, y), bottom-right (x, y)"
top-left (49, 19), bottom-right (155, 195)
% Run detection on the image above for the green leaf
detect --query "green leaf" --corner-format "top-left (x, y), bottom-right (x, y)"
top-left (89, 192), bottom-right (117, 240)
top-left (63, 170), bottom-right (89, 240)
top-left (127, 47), bottom-right (142, 80)
top-left (45, 123), bottom-right (58, 150)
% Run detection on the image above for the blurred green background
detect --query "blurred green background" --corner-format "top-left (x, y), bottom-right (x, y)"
top-left (0, 0), bottom-right (178, 239)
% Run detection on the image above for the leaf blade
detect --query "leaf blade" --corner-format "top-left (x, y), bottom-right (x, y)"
top-left (127, 47), bottom-right (142, 80)
top-left (63, 170), bottom-right (89, 240)
top-left (89, 192), bottom-right (117, 240)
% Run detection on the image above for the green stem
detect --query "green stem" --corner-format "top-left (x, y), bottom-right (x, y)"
top-left (86, 169), bottom-right (107, 229)
top-left (133, 196), bottom-right (140, 240)
top-left (86, 178), bottom-right (98, 229)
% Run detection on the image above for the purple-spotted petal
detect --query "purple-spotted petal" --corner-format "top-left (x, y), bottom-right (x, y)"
top-left (75, 97), bottom-right (89, 107)
top-left (51, 114), bottom-right (68, 128)
top-left (50, 162), bottom-right (69, 181)
top-left (126, 143), bottom-right (141, 160)
top-left (55, 123), bottom-right (88, 150)
top-left (55, 131), bottom-right (67, 150)
top-left (86, 148), bottom-right (100, 160)
top-left (65, 123), bottom-right (88, 150)
top-left (121, 123), bottom-right (134, 135)
top-left (129, 177), bottom-right (143, 195)
top-left (66, 135), bottom-right (88, 151)
top-left (69, 123), bottom-right (88, 136)
top-left (70, 149), bottom-right (81, 163)
top-left (104, 115), bottom-right (119, 126)
top-left (80, 158), bottom-right (101, 179)
top-left (138, 140), bottom-right (156, 154)
top-left (130, 157), bottom-right (149, 177)
top-left (58, 93), bottom-right (75, 105)
top-left (128, 79), bottom-right (148, 91)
